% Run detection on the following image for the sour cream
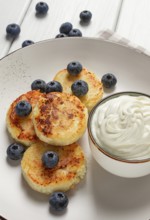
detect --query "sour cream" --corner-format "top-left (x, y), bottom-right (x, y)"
top-left (91, 95), bottom-right (150, 160)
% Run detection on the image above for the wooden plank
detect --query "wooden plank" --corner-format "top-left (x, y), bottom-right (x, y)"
top-left (116, 0), bottom-right (150, 50)
top-left (9, 0), bottom-right (122, 53)
top-left (0, 0), bottom-right (32, 59)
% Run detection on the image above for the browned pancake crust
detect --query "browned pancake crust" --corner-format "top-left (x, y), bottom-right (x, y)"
top-left (6, 90), bottom-right (43, 146)
top-left (54, 68), bottom-right (103, 111)
top-left (32, 92), bottom-right (88, 146)
top-left (21, 142), bottom-right (86, 194)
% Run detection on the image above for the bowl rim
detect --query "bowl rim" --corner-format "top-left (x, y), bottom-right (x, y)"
top-left (88, 91), bottom-right (150, 164)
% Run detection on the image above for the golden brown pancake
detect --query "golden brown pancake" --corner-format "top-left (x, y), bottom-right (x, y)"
top-left (6, 90), bottom-right (42, 146)
top-left (54, 68), bottom-right (103, 111)
top-left (21, 142), bottom-right (86, 194)
top-left (32, 92), bottom-right (88, 146)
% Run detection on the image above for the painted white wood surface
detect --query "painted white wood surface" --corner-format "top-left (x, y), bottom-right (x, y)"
top-left (116, 0), bottom-right (150, 51)
top-left (0, 0), bottom-right (31, 58)
top-left (2, 0), bottom-right (150, 58)
top-left (8, 0), bottom-right (122, 54)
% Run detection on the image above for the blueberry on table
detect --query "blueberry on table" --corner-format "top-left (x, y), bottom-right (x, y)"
top-left (42, 151), bottom-right (59, 168)
top-left (6, 23), bottom-right (21, 38)
top-left (55, 33), bottom-right (68, 38)
top-left (7, 143), bottom-right (25, 160)
top-left (71, 80), bottom-right (89, 97)
top-left (31, 79), bottom-right (46, 93)
top-left (46, 81), bottom-right (63, 93)
top-left (35, 2), bottom-right (49, 15)
top-left (68, 29), bottom-right (82, 37)
top-left (101, 73), bottom-right (117, 88)
top-left (15, 100), bottom-right (32, 117)
top-left (59, 22), bottom-right (73, 35)
top-left (67, 61), bottom-right (82, 76)
top-left (80, 10), bottom-right (92, 23)
top-left (22, 40), bottom-right (34, 47)
top-left (49, 192), bottom-right (69, 211)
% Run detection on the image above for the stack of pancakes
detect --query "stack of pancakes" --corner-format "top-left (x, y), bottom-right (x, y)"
top-left (6, 67), bottom-right (103, 195)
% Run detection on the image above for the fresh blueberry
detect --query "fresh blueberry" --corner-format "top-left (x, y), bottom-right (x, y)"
top-left (7, 143), bottom-right (25, 160)
top-left (101, 73), bottom-right (117, 88)
top-left (22, 40), bottom-right (34, 47)
top-left (71, 80), bottom-right (88, 96)
top-left (80, 10), bottom-right (92, 23)
top-left (68, 29), bottom-right (82, 37)
top-left (35, 2), bottom-right (49, 15)
top-left (67, 61), bottom-right (82, 76)
top-left (15, 100), bottom-right (32, 117)
top-left (46, 81), bottom-right (63, 93)
top-left (49, 192), bottom-right (69, 211)
top-left (31, 79), bottom-right (46, 93)
top-left (6, 23), bottom-right (21, 38)
top-left (59, 22), bottom-right (73, 35)
top-left (55, 33), bottom-right (67, 38)
top-left (42, 151), bottom-right (59, 168)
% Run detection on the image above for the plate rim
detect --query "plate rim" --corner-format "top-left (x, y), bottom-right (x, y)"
top-left (1, 36), bottom-right (150, 62)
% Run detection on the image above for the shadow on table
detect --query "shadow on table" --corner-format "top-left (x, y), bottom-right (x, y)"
top-left (35, 12), bottom-right (48, 19)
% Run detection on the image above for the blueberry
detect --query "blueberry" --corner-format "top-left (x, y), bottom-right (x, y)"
top-left (49, 192), bottom-right (69, 211)
top-left (31, 79), bottom-right (46, 93)
top-left (55, 33), bottom-right (67, 38)
top-left (42, 151), bottom-right (59, 168)
top-left (22, 40), bottom-right (34, 48)
top-left (35, 2), bottom-right (49, 15)
top-left (46, 81), bottom-right (63, 93)
top-left (7, 143), bottom-right (25, 160)
top-left (67, 61), bottom-right (82, 76)
top-left (80, 10), bottom-right (92, 23)
top-left (15, 100), bottom-right (32, 117)
top-left (101, 73), bottom-right (117, 88)
top-left (68, 29), bottom-right (82, 37)
top-left (59, 22), bottom-right (73, 35)
top-left (6, 23), bottom-right (21, 38)
top-left (71, 80), bottom-right (88, 96)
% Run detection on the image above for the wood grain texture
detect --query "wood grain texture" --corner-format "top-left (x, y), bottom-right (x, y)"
top-left (0, 0), bottom-right (31, 59)
top-left (116, 0), bottom-right (150, 50)
top-left (9, 0), bottom-right (122, 53)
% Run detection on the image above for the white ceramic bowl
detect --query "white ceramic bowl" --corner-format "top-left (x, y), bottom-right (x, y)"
top-left (88, 91), bottom-right (150, 178)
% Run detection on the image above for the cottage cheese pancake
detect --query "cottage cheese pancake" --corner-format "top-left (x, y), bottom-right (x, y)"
top-left (6, 90), bottom-right (42, 146)
top-left (21, 142), bottom-right (86, 194)
top-left (54, 68), bottom-right (103, 112)
top-left (91, 95), bottom-right (150, 160)
top-left (32, 92), bottom-right (88, 146)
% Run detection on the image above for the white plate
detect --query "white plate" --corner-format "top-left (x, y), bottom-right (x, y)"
top-left (0, 38), bottom-right (150, 220)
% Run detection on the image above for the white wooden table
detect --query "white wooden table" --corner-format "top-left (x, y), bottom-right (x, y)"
top-left (0, 0), bottom-right (150, 59)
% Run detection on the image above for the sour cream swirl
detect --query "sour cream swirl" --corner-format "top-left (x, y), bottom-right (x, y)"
top-left (91, 95), bottom-right (150, 160)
